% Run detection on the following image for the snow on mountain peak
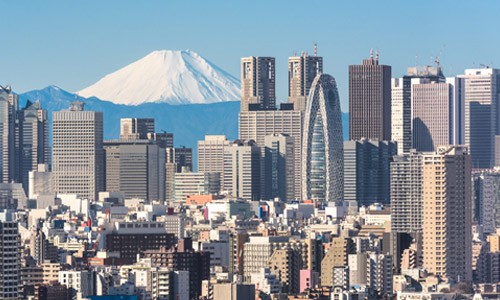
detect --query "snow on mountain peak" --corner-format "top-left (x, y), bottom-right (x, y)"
top-left (77, 50), bottom-right (241, 105)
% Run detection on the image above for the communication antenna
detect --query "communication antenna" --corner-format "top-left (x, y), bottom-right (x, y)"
top-left (370, 48), bottom-right (374, 59)
top-left (314, 42), bottom-right (317, 57)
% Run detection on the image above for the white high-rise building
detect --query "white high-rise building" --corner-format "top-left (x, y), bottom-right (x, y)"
top-left (459, 68), bottom-right (500, 168)
top-left (52, 101), bottom-right (104, 200)
top-left (197, 135), bottom-right (230, 182)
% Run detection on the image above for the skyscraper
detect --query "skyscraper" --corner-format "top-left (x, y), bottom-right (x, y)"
top-left (103, 139), bottom-right (166, 202)
top-left (0, 86), bottom-right (18, 184)
top-left (240, 56), bottom-right (275, 111)
top-left (223, 140), bottom-right (261, 200)
top-left (343, 139), bottom-right (396, 207)
top-left (459, 68), bottom-right (500, 168)
top-left (412, 80), bottom-right (457, 151)
top-left (288, 53), bottom-right (323, 112)
top-left (167, 147), bottom-right (193, 172)
top-left (263, 133), bottom-right (295, 201)
top-left (391, 66), bottom-right (447, 154)
top-left (120, 118), bottom-right (155, 140)
top-left (197, 135), bottom-right (230, 175)
top-left (0, 210), bottom-right (20, 299)
top-left (349, 52), bottom-right (391, 141)
top-left (18, 100), bottom-right (49, 193)
top-left (302, 74), bottom-right (344, 204)
top-left (239, 108), bottom-right (303, 200)
top-left (421, 146), bottom-right (472, 282)
top-left (390, 150), bottom-right (423, 233)
top-left (52, 101), bottom-right (104, 200)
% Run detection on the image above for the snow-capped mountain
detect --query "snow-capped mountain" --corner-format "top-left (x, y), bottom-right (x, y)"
top-left (78, 50), bottom-right (241, 105)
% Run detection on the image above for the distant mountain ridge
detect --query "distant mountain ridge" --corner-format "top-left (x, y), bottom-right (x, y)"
top-left (19, 86), bottom-right (349, 169)
top-left (77, 50), bottom-right (241, 105)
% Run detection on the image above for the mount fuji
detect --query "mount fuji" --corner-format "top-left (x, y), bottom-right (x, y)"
top-left (78, 50), bottom-right (241, 105)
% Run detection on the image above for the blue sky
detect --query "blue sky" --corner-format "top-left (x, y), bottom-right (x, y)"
top-left (1, 1), bottom-right (498, 110)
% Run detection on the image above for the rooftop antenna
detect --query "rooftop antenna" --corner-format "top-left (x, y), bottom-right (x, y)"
top-left (375, 49), bottom-right (379, 62)
top-left (370, 48), bottom-right (374, 59)
top-left (314, 42), bottom-right (317, 57)
top-left (416, 54), bottom-right (419, 67)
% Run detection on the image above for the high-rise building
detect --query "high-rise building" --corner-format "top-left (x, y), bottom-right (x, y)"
top-left (288, 53), bottom-right (323, 112)
top-left (240, 56), bottom-right (275, 111)
top-left (321, 237), bottom-right (355, 287)
top-left (120, 118), bottom-right (155, 140)
top-left (197, 135), bottom-right (230, 182)
top-left (28, 164), bottom-right (53, 199)
top-left (0, 86), bottom-right (18, 184)
top-left (268, 248), bottom-right (301, 294)
top-left (239, 108), bottom-right (303, 200)
top-left (166, 147), bottom-right (193, 172)
top-left (349, 52), bottom-right (391, 141)
top-left (106, 221), bottom-right (176, 265)
top-left (52, 101), bottom-right (104, 200)
top-left (390, 150), bottom-right (423, 234)
top-left (421, 146), bottom-right (472, 282)
top-left (302, 74), bottom-right (344, 204)
top-left (472, 170), bottom-right (500, 234)
top-left (459, 68), bottom-right (500, 168)
top-left (263, 133), bottom-right (294, 201)
top-left (344, 139), bottom-right (396, 207)
top-left (148, 131), bottom-right (174, 149)
top-left (143, 239), bottom-right (210, 300)
top-left (391, 66), bottom-right (447, 154)
top-left (366, 253), bottom-right (393, 297)
top-left (103, 139), bottom-right (166, 202)
top-left (411, 78), bottom-right (464, 151)
top-left (391, 78), bottom-right (411, 154)
top-left (174, 171), bottom-right (220, 203)
top-left (223, 140), bottom-right (261, 200)
top-left (0, 210), bottom-right (20, 299)
top-left (17, 100), bottom-right (49, 193)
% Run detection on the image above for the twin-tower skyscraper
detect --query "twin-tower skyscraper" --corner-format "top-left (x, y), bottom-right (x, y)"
top-left (239, 53), bottom-right (344, 204)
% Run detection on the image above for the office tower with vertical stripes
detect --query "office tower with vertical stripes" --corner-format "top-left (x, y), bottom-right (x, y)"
top-left (349, 52), bottom-right (391, 141)
top-left (18, 100), bottom-right (49, 193)
top-left (459, 68), bottom-right (500, 168)
top-left (52, 101), bottom-right (104, 200)
top-left (288, 53), bottom-right (323, 112)
top-left (0, 86), bottom-right (18, 184)
top-left (240, 57), bottom-right (275, 111)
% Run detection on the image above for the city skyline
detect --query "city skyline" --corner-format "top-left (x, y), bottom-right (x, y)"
top-left (2, 1), bottom-right (500, 110)
top-left (2, 2), bottom-right (500, 299)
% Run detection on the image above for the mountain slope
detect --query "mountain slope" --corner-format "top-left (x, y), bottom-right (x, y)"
top-left (20, 86), bottom-right (240, 149)
top-left (77, 50), bottom-right (241, 105)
